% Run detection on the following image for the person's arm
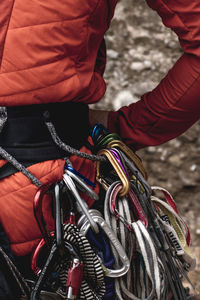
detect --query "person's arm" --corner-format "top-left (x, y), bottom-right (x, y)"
top-left (91, 0), bottom-right (200, 151)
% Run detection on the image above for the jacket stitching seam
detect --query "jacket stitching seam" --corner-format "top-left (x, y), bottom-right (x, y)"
top-left (0, 159), bottom-right (64, 197)
top-left (1, 77), bottom-right (77, 98)
top-left (1, 56), bottom-right (75, 75)
top-left (6, 17), bottom-right (81, 31)
top-left (74, 0), bottom-right (103, 89)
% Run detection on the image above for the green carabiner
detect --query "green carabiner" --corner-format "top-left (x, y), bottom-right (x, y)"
top-left (96, 133), bottom-right (121, 149)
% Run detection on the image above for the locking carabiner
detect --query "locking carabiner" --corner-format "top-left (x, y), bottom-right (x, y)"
top-left (78, 209), bottom-right (130, 278)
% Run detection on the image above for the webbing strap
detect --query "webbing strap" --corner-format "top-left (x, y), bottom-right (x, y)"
top-left (0, 107), bottom-right (42, 187)
top-left (152, 186), bottom-right (191, 246)
top-left (151, 196), bottom-right (196, 271)
top-left (104, 182), bottom-right (161, 300)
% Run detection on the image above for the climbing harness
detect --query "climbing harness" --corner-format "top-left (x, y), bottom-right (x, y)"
top-left (0, 106), bottom-right (196, 300)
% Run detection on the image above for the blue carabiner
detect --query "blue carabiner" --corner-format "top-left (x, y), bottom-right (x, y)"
top-left (91, 123), bottom-right (109, 143)
top-left (65, 165), bottom-right (96, 188)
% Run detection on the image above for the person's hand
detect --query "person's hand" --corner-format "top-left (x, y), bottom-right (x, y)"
top-left (89, 109), bottom-right (110, 129)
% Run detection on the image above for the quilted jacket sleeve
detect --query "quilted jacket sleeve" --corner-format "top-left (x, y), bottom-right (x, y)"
top-left (108, 0), bottom-right (200, 151)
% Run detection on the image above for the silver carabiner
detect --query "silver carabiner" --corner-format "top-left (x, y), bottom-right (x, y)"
top-left (77, 209), bottom-right (102, 229)
top-left (63, 172), bottom-right (99, 234)
top-left (65, 169), bottom-right (99, 201)
top-left (77, 209), bottom-right (130, 278)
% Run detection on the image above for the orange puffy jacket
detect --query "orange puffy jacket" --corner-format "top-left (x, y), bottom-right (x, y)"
top-left (0, 0), bottom-right (117, 106)
top-left (0, 0), bottom-right (117, 256)
top-left (1, 0), bottom-right (200, 257)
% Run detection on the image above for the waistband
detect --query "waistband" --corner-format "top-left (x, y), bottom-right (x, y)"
top-left (0, 102), bottom-right (90, 162)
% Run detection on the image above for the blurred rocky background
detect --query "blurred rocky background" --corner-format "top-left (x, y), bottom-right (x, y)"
top-left (90, 0), bottom-right (200, 294)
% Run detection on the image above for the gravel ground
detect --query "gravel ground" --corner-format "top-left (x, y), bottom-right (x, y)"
top-left (90, 0), bottom-right (200, 295)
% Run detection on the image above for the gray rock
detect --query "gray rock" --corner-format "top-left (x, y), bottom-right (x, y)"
top-left (113, 90), bottom-right (138, 110)
top-left (130, 60), bottom-right (151, 71)
top-left (107, 49), bottom-right (119, 59)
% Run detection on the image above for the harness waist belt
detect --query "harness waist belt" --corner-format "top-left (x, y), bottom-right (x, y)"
top-left (0, 102), bottom-right (90, 162)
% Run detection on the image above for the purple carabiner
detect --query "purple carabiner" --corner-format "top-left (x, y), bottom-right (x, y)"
top-left (109, 149), bottom-right (128, 177)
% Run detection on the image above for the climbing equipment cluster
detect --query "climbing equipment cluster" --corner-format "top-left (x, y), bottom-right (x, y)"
top-left (0, 121), bottom-right (196, 299)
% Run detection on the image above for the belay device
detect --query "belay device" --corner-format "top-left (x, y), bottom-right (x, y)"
top-left (7, 123), bottom-right (196, 299)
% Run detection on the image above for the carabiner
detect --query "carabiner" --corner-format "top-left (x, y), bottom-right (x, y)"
top-left (32, 183), bottom-right (63, 275)
top-left (106, 182), bottom-right (135, 232)
top-left (109, 148), bottom-right (128, 177)
top-left (107, 139), bottom-right (148, 179)
top-left (91, 123), bottom-right (110, 143)
top-left (33, 183), bottom-right (54, 248)
top-left (96, 133), bottom-right (121, 149)
top-left (30, 243), bottom-right (58, 300)
top-left (119, 150), bottom-right (151, 197)
top-left (65, 169), bottom-right (99, 201)
top-left (78, 209), bottom-right (130, 278)
top-left (31, 232), bottom-right (54, 275)
top-left (65, 165), bottom-right (96, 188)
top-left (54, 183), bottom-right (62, 247)
top-left (96, 148), bottom-right (130, 197)
top-left (151, 186), bottom-right (190, 246)
top-left (77, 209), bottom-right (102, 229)
top-left (63, 172), bottom-right (99, 234)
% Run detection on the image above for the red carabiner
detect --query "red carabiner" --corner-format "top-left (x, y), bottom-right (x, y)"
top-left (31, 232), bottom-right (54, 275)
top-left (33, 183), bottom-right (54, 247)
